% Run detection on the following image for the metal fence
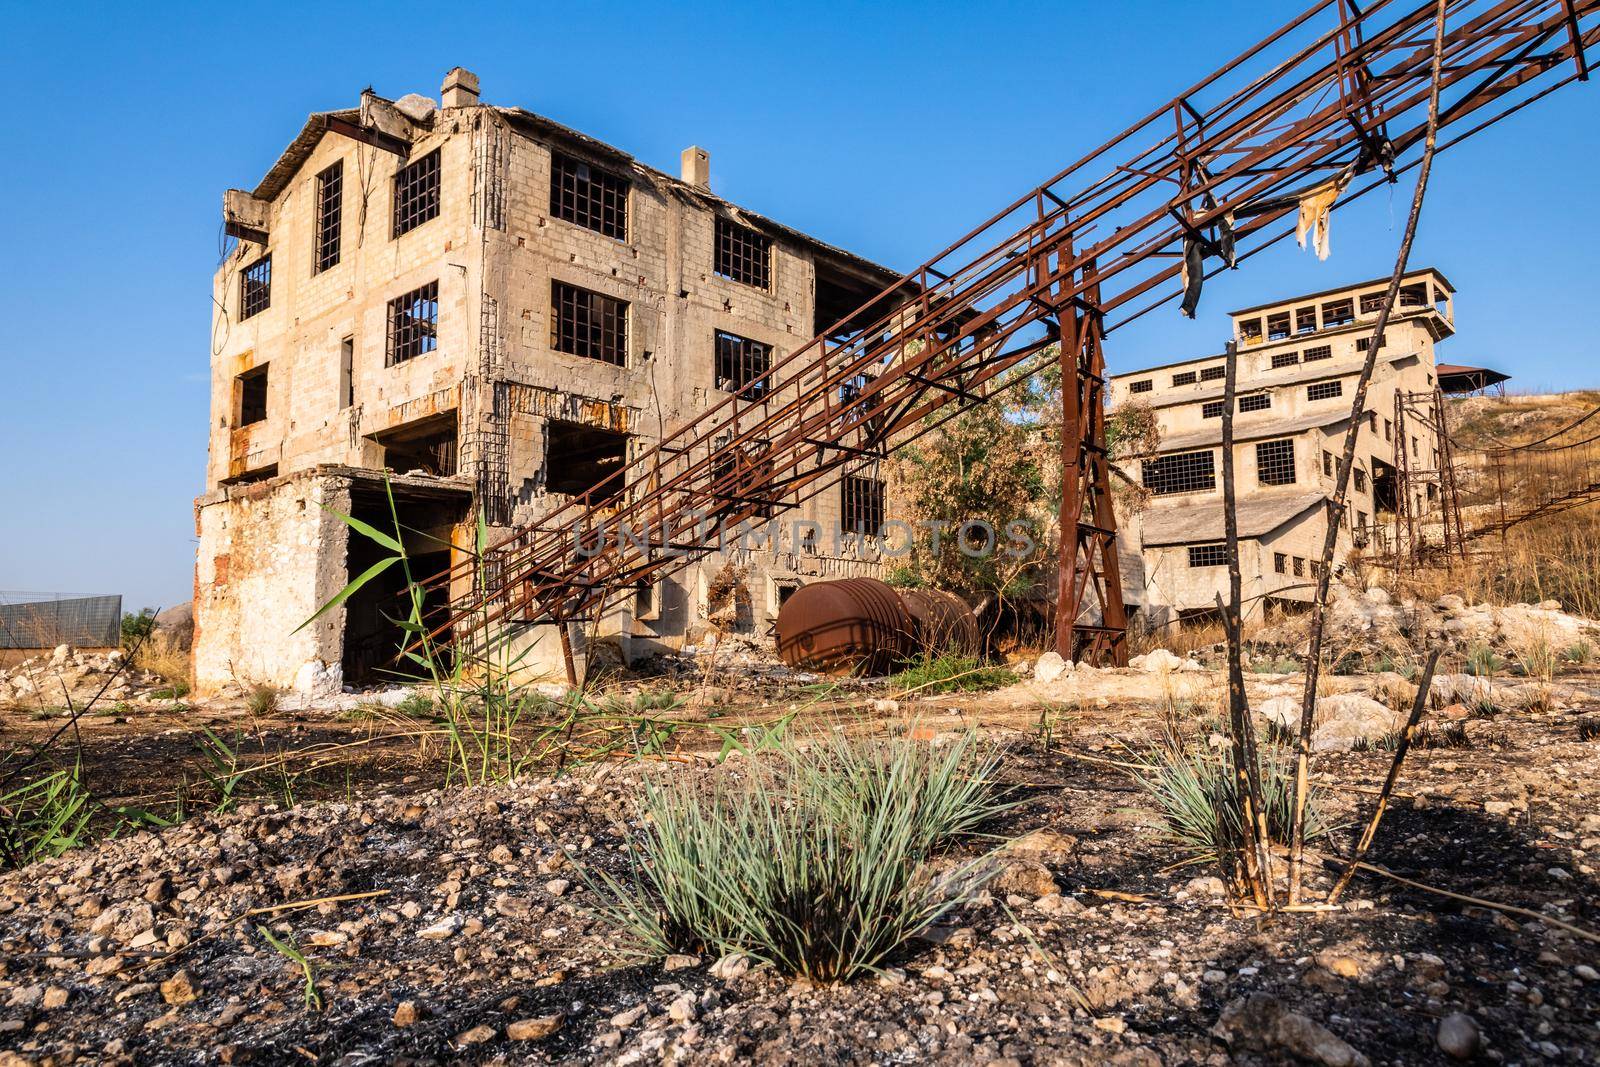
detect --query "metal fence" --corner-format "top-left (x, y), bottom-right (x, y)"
top-left (0, 593), bottom-right (122, 649)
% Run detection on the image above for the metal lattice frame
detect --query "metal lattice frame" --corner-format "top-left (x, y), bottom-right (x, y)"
top-left (432, 0), bottom-right (1596, 676)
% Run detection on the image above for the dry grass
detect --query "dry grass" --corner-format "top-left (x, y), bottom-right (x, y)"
top-left (131, 632), bottom-right (192, 697)
top-left (1391, 509), bottom-right (1600, 618)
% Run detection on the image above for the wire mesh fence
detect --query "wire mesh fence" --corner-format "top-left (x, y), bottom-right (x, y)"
top-left (0, 593), bottom-right (122, 649)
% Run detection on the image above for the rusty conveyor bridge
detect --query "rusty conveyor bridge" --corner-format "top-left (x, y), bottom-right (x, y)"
top-left (437, 0), bottom-right (1596, 677)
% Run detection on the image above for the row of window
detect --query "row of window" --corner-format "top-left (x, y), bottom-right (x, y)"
top-left (1202, 393), bottom-right (1272, 419)
top-left (1142, 438), bottom-right (1297, 495)
top-left (1127, 343), bottom-right (1336, 395)
top-left (1188, 544), bottom-right (1327, 575)
top-left (1235, 283), bottom-right (1430, 344)
top-left (237, 146), bottom-right (774, 323)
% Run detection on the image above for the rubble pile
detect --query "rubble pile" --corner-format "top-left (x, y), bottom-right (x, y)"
top-left (0, 646), bottom-right (173, 709)
top-left (1250, 587), bottom-right (1600, 666)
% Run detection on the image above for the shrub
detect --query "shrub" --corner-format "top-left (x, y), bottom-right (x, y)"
top-left (1465, 643), bottom-right (1502, 678)
top-left (892, 652), bottom-right (1016, 695)
top-left (586, 732), bottom-right (1012, 982)
top-left (120, 608), bottom-right (157, 649)
top-left (1132, 737), bottom-right (1329, 865)
top-left (1563, 641), bottom-right (1594, 666)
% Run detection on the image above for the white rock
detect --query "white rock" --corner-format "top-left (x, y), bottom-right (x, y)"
top-left (1033, 651), bottom-right (1071, 685)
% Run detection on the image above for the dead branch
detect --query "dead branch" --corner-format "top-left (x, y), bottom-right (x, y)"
top-left (1289, 0), bottom-right (1450, 904)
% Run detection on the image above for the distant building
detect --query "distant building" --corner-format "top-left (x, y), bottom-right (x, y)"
top-left (1107, 268), bottom-right (1464, 618)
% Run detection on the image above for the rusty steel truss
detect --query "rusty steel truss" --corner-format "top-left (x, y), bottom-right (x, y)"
top-left (436, 0), bottom-right (1597, 677)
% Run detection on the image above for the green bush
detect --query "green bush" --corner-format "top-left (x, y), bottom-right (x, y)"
top-left (586, 732), bottom-right (1013, 982)
top-left (120, 608), bottom-right (157, 649)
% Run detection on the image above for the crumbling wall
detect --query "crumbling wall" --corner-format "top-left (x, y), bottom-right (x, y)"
top-left (193, 472), bottom-right (350, 694)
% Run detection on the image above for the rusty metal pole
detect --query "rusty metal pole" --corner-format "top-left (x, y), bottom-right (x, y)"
top-left (1055, 244), bottom-right (1087, 661)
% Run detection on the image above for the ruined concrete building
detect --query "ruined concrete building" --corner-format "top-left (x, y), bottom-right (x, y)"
top-left (193, 69), bottom-right (911, 693)
top-left (1109, 268), bottom-right (1462, 617)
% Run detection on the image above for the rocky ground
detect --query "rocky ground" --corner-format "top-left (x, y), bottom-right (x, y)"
top-left (3, 592), bottom-right (1599, 1064)
top-left (3, 650), bottom-right (1599, 1065)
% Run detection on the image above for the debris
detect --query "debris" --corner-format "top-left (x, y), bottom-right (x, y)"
top-left (1213, 993), bottom-right (1369, 1067)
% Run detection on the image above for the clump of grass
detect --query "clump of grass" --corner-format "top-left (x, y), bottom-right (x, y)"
top-left (393, 691), bottom-right (436, 719)
top-left (1378, 720), bottom-right (1472, 750)
top-left (1562, 640), bottom-right (1594, 666)
top-left (1577, 716), bottom-right (1600, 742)
top-left (586, 732), bottom-right (1013, 982)
top-left (1131, 735), bottom-right (1329, 865)
top-left (0, 760), bottom-right (96, 870)
top-left (245, 684), bottom-right (281, 717)
top-left (1465, 643), bottom-right (1503, 678)
top-left (892, 652), bottom-right (1016, 695)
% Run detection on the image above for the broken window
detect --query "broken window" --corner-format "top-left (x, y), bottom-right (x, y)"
top-left (1188, 543), bottom-right (1227, 568)
top-left (1267, 312), bottom-right (1291, 340)
top-left (841, 474), bottom-right (885, 536)
top-left (1384, 418), bottom-right (1392, 441)
top-left (1200, 365), bottom-right (1226, 382)
top-left (710, 442), bottom-right (775, 520)
top-left (714, 330), bottom-right (771, 399)
top-left (1274, 552), bottom-right (1287, 574)
top-left (1202, 400), bottom-right (1225, 419)
top-left (1129, 379), bottom-right (1153, 394)
top-left (376, 412), bottom-right (458, 476)
top-left (1237, 318), bottom-right (1262, 344)
top-left (715, 216), bottom-right (771, 289)
top-left (315, 161), bottom-right (342, 273)
top-left (240, 254), bottom-right (271, 319)
top-left (1360, 292), bottom-right (1386, 314)
top-left (1302, 345), bottom-right (1332, 361)
top-left (393, 149), bottom-right (441, 238)
top-left (1356, 337), bottom-right (1371, 352)
top-left (1172, 371), bottom-right (1197, 387)
top-left (339, 336), bottom-right (354, 409)
top-left (1239, 392), bottom-right (1271, 413)
top-left (237, 364), bottom-right (268, 426)
top-left (1321, 298), bottom-right (1354, 327)
top-left (1354, 467), bottom-right (1368, 492)
top-left (387, 281), bottom-right (439, 365)
top-left (552, 281), bottom-right (627, 365)
top-left (1294, 306), bottom-right (1317, 334)
top-left (1256, 439), bottom-right (1296, 486)
top-left (1142, 449), bottom-right (1215, 496)
top-left (1293, 556), bottom-right (1305, 577)
top-left (1412, 436), bottom-right (1419, 458)
top-left (1323, 451), bottom-right (1334, 476)
top-left (1399, 283), bottom-right (1427, 308)
top-left (550, 151), bottom-right (628, 240)
top-left (1307, 380), bottom-right (1343, 402)
top-left (546, 421), bottom-right (628, 501)
top-left (1271, 351), bottom-right (1299, 369)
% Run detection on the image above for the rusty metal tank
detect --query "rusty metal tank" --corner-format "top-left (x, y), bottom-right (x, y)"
top-left (775, 579), bottom-right (980, 674)
top-left (901, 587), bottom-right (980, 656)
top-left (774, 577), bottom-right (915, 675)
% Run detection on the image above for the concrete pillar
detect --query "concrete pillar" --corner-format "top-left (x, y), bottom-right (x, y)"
top-left (681, 146), bottom-right (710, 189)
top-left (442, 68), bottom-right (480, 108)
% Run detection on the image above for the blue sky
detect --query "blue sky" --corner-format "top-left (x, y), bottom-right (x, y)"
top-left (1, 1), bottom-right (1595, 611)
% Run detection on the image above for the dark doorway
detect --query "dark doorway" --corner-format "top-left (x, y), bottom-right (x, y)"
top-left (1372, 457), bottom-right (1398, 516)
top-left (341, 479), bottom-right (469, 686)
top-left (546, 421), bottom-right (628, 501)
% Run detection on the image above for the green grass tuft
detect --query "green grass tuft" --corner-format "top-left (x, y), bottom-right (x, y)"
top-left (585, 732), bottom-right (1013, 982)
top-left (891, 652), bottom-right (1015, 695)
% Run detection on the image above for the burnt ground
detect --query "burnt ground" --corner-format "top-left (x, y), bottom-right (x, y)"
top-left (0, 681), bottom-right (1598, 1066)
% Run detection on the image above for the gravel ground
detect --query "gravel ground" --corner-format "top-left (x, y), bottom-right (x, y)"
top-left (2, 695), bottom-right (1598, 1065)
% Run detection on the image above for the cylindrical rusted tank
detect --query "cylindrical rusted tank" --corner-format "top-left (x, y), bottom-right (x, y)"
top-left (774, 577), bottom-right (915, 675)
top-left (775, 579), bottom-right (980, 674)
top-left (901, 587), bottom-right (980, 657)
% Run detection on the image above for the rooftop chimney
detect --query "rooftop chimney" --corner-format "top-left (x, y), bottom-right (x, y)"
top-left (681, 146), bottom-right (710, 189)
top-left (441, 67), bottom-right (480, 108)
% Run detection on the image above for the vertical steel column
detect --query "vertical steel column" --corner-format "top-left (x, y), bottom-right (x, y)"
top-left (1054, 240), bottom-right (1128, 666)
